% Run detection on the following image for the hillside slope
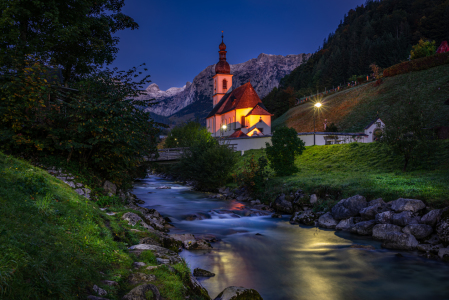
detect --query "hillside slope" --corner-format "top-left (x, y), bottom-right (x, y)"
top-left (273, 64), bottom-right (449, 132)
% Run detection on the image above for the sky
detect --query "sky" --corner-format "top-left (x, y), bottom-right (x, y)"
top-left (112, 0), bottom-right (366, 91)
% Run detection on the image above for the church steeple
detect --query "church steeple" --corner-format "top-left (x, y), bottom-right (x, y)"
top-left (212, 32), bottom-right (233, 107)
top-left (215, 31), bottom-right (230, 74)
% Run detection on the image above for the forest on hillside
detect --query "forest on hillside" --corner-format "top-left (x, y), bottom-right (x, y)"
top-left (263, 0), bottom-right (449, 118)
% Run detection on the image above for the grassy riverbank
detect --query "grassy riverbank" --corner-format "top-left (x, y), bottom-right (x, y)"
top-left (0, 152), bottom-right (197, 300)
top-left (232, 141), bottom-right (449, 208)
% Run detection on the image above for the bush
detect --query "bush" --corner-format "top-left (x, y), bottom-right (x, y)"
top-left (173, 133), bottom-right (237, 191)
top-left (234, 154), bottom-right (271, 195)
top-left (265, 127), bottom-right (305, 176)
top-left (383, 52), bottom-right (449, 77)
top-left (410, 39), bottom-right (436, 60)
top-left (164, 121), bottom-right (209, 148)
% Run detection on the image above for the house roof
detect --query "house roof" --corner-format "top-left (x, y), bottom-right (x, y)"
top-left (245, 104), bottom-right (273, 116)
top-left (229, 130), bottom-right (248, 138)
top-left (206, 82), bottom-right (268, 118)
top-left (364, 117), bottom-right (383, 129)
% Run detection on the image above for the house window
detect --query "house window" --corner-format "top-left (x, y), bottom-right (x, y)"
top-left (223, 79), bottom-right (227, 90)
top-left (241, 116), bottom-right (245, 127)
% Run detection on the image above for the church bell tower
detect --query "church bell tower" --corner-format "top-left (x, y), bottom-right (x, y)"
top-left (213, 32), bottom-right (233, 107)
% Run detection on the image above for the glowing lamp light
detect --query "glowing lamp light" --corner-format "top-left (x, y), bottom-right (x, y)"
top-left (222, 124), bottom-right (227, 130)
top-left (314, 102), bottom-right (322, 108)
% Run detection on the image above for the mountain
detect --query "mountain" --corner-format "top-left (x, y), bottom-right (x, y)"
top-left (137, 53), bottom-right (311, 122)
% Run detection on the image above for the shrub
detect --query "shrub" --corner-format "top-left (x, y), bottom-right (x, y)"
top-left (383, 52), bottom-right (449, 77)
top-left (234, 154), bottom-right (271, 195)
top-left (164, 121), bottom-right (209, 148)
top-left (410, 39), bottom-right (436, 60)
top-left (265, 127), bottom-right (305, 176)
top-left (173, 133), bottom-right (237, 191)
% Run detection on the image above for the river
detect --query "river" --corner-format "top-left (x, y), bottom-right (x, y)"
top-left (132, 175), bottom-right (449, 300)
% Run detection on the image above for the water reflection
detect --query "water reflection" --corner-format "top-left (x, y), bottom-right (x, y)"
top-left (133, 176), bottom-right (449, 300)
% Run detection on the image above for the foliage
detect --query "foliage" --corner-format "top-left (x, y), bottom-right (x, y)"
top-left (0, 60), bottom-right (160, 187)
top-left (383, 51), bottom-right (449, 77)
top-left (164, 121), bottom-right (211, 148)
top-left (263, 0), bottom-right (449, 119)
top-left (0, 0), bottom-right (138, 83)
top-left (232, 140), bottom-right (449, 207)
top-left (325, 123), bottom-right (338, 132)
top-left (381, 75), bottom-right (437, 171)
top-left (266, 127), bottom-right (306, 176)
top-left (233, 154), bottom-right (271, 195)
top-left (410, 39), bottom-right (436, 60)
top-left (369, 63), bottom-right (382, 80)
top-left (173, 133), bottom-right (238, 191)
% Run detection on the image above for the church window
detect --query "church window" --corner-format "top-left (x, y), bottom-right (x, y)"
top-left (223, 79), bottom-right (227, 90)
top-left (241, 116), bottom-right (245, 127)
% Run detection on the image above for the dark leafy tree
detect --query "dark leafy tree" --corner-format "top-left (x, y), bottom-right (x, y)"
top-left (164, 121), bottom-right (211, 148)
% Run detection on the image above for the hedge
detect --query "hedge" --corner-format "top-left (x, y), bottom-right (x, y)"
top-left (383, 52), bottom-right (449, 77)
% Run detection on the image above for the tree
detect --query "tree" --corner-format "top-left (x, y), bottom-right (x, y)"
top-left (0, 0), bottom-right (138, 83)
top-left (164, 121), bottom-right (211, 148)
top-left (410, 39), bottom-right (436, 60)
top-left (173, 133), bottom-right (237, 191)
top-left (381, 74), bottom-right (436, 171)
top-left (325, 123), bottom-right (338, 132)
top-left (265, 127), bottom-right (305, 176)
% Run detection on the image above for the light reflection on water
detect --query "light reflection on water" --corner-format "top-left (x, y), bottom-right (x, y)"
top-left (132, 176), bottom-right (449, 300)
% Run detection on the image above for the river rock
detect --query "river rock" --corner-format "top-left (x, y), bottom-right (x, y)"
top-left (402, 224), bottom-right (433, 239)
top-left (122, 213), bottom-right (154, 232)
top-left (128, 273), bottom-right (156, 285)
top-left (93, 285), bottom-right (107, 297)
top-left (214, 286), bottom-right (263, 300)
top-left (369, 198), bottom-right (385, 206)
top-left (417, 243), bottom-right (443, 254)
top-left (360, 203), bottom-right (383, 220)
top-left (250, 200), bottom-right (261, 205)
top-left (375, 211), bottom-right (394, 224)
top-left (132, 262), bottom-right (146, 269)
top-left (381, 232), bottom-right (419, 250)
top-left (438, 248), bottom-right (449, 261)
top-left (331, 195), bottom-right (367, 220)
top-left (122, 284), bottom-right (161, 300)
top-left (128, 244), bottom-right (182, 264)
top-left (372, 224), bottom-right (403, 240)
top-left (389, 198), bottom-right (425, 213)
top-left (193, 268), bottom-right (215, 277)
top-left (186, 213), bottom-right (210, 221)
top-left (310, 194), bottom-right (318, 204)
top-left (391, 211), bottom-right (413, 227)
top-left (103, 180), bottom-right (117, 196)
top-left (272, 194), bottom-right (294, 214)
top-left (335, 218), bottom-right (355, 231)
top-left (351, 220), bottom-right (376, 235)
top-left (421, 209), bottom-right (442, 227)
top-left (290, 210), bottom-right (316, 226)
top-left (271, 213), bottom-right (282, 218)
top-left (317, 212), bottom-right (338, 229)
top-left (436, 209), bottom-right (449, 244)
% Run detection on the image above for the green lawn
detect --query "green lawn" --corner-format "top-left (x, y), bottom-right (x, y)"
top-left (0, 153), bottom-right (197, 300)
top-left (232, 141), bottom-right (449, 208)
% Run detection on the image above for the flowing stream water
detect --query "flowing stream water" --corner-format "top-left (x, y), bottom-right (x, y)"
top-left (132, 175), bottom-right (449, 300)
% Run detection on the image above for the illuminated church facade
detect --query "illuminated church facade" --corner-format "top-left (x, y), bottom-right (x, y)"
top-left (206, 36), bottom-right (273, 138)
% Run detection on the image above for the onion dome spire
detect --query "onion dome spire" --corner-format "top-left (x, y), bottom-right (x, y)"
top-left (215, 31), bottom-right (230, 74)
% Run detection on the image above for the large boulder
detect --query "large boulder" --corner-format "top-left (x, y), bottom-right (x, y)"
top-left (128, 273), bottom-right (156, 285)
top-left (335, 218), bottom-right (355, 231)
top-left (128, 244), bottom-right (182, 265)
top-left (103, 180), bottom-right (117, 196)
top-left (421, 209), bottom-right (442, 227)
top-left (381, 232), bottom-right (419, 250)
top-left (375, 211), bottom-right (394, 224)
top-left (350, 220), bottom-right (376, 235)
top-left (438, 248), bottom-right (449, 261)
top-left (271, 194), bottom-right (294, 214)
top-left (122, 284), bottom-right (161, 300)
top-left (391, 211), bottom-right (413, 227)
top-left (369, 198), bottom-right (385, 206)
top-left (331, 195), bottom-right (367, 220)
top-left (214, 286), bottom-right (263, 300)
top-left (186, 274), bottom-right (211, 299)
top-left (360, 202), bottom-right (385, 220)
top-left (290, 211), bottom-right (316, 226)
top-left (317, 212), bottom-right (338, 229)
top-left (193, 268), bottom-right (215, 277)
top-left (402, 224), bottom-right (433, 239)
top-left (372, 224), bottom-right (402, 240)
top-left (389, 198), bottom-right (425, 213)
top-left (436, 208), bottom-right (449, 244)
top-left (122, 213), bottom-right (154, 232)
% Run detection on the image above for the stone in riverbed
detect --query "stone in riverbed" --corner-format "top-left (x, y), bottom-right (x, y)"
top-left (389, 198), bottom-right (425, 213)
top-left (420, 209), bottom-right (442, 227)
top-left (290, 210), bottom-right (316, 226)
top-left (122, 284), bottom-right (161, 300)
top-left (331, 195), bottom-right (367, 220)
top-left (185, 212), bottom-right (210, 221)
top-left (317, 212), bottom-right (338, 229)
top-left (438, 248), bottom-right (449, 261)
top-left (271, 213), bottom-right (282, 218)
top-left (381, 232), bottom-right (419, 250)
top-left (271, 194), bottom-right (294, 214)
top-left (402, 224), bottom-right (433, 239)
top-left (372, 224), bottom-right (402, 240)
top-left (214, 286), bottom-right (263, 300)
top-left (350, 220), bottom-right (376, 235)
top-left (369, 198), bottom-right (385, 206)
top-left (375, 211), bottom-right (394, 224)
top-left (335, 218), bottom-right (355, 231)
top-left (360, 204), bottom-right (383, 220)
top-left (436, 208), bottom-right (449, 244)
top-left (391, 211), bottom-right (413, 227)
top-left (193, 268), bottom-right (215, 277)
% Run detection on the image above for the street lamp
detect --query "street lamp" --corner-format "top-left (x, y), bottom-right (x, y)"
top-left (221, 124), bottom-right (227, 137)
top-left (313, 102), bottom-right (322, 145)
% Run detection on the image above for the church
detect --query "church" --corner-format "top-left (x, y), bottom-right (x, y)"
top-left (206, 35), bottom-right (273, 138)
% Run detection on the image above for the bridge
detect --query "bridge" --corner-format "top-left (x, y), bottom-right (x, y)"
top-left (147, 147), bottom-right (187, 163)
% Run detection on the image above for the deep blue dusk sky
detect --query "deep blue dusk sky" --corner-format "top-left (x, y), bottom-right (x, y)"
top-left (112, 0), bottom-right (366, 90)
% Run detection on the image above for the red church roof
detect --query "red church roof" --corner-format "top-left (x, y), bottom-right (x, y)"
top-left (246, 104), bottom-right (273, 116)
top-left (206, 82), bottom-right (269, 118)
top-left (437, 41), bottom-right (449, 54)
top-left (229, 129), bottom-right (248, 138)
